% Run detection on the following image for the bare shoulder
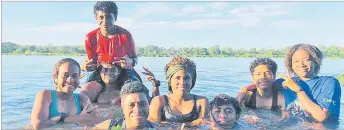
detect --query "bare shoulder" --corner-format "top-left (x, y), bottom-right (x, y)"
top-left (151, 95), bottom-right (166, 107)
top-left (36, 89), bottom-right (51, 100)
top-left (277, 91), bottom-right (286, 109)
top-left (194, 95), bottom-right (209, 104)
top-left (78, 93), bottom-right (90, 101)
top-left (81, 81), bottom-right (103, 91)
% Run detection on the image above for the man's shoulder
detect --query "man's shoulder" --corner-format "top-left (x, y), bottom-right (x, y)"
top-left (116, 25), bottom-right (131, 36)
top-left (316, 76), bottom-right (340, 89)
top-left (86, 28), bottom-right (100, 37)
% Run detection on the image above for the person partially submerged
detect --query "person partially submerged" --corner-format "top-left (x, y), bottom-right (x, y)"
top-left (84, 81), bottom-right (156, 130)
top-left (148, 56), bottom-right (209, 127)
top-left (239, 44), bottom-right (341, 129)
top-left (237, 58), bottom-right (287, 118)
top-left (209, 94), bottom-right (241, 130)
top-left (30, 58), bottom-right (97, 129)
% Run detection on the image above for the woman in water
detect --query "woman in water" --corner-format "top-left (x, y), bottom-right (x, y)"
top-left (30, 58), bottom-right (97, 129)
top-left (148, 56), bottom-right (209, 127)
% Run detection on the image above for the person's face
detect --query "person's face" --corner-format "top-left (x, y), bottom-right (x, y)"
top-left (170, 69), bottom-right (192, 94)
top-left (211, 104), bottom-right (238, 129)
top-left (121, 93), bottom-right (149, 128)
top-left (55, 62), bottom-right (80, 93)
top-left (95, 11), bottom-right (115, 32)
top-left (291, 49), bottom-right (315, 79)
top-left (252, 65), bottom-right (275, 90)
top-left (99, 64), bottom-right (120, 84)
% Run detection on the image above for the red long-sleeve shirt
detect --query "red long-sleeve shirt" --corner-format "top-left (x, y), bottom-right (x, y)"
top-left (85, 25), bottom-right (136, 64)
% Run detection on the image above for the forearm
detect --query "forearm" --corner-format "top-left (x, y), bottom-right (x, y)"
top-left (297, 91), bottom-right (327, 122)
top-left (64, 114), bottom-right (97, 124)
top-left (152, 86), bottom-right (160, 98)
top-left (31, 119), bottom-right (58, 129)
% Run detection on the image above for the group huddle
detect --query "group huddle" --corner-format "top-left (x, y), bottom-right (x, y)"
top-left (28, 1), bottom-right (341, 130)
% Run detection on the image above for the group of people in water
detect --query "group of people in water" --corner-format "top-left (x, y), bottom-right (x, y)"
top-left (28, 1), bottom-right (341, 130)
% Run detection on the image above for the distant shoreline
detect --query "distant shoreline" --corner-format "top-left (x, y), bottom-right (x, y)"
top-left (2, 42), bottom-right (344, 59)
top-left (2, 53), bottom-right (344, 59)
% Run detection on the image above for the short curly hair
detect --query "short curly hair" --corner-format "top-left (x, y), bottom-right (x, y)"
top-left (53, 58), bottom-right (81, 85)
top-left (210, 94), bottom-right (241, 116)
top-left (164, 56), bottom-right (197, 92)
top-left (94, 1), bottom-right (118, 21)
top-left (120, 81), bottom-right (149, 98)
top-left (250, 57), bottom-right (278, 76)
top-left (284, 43), bottom-right (323, 76)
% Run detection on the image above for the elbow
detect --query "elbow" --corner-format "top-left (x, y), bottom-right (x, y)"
top-left (313, 113), bottom-right (328, 123)
top-left (31, 120), bottom-right (41, 130)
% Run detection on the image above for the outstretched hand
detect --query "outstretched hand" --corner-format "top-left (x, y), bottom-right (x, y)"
top-left (82, 59), bottom-right (97, 72)
top-left (113, 56), bottom-right (133, 70)
top-left (277, 69), bottom-right (302, 92)
top-left (142, 67), bottom-right (160, 87)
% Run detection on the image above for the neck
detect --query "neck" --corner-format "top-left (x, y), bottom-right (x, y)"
top-left (100, 26), bottom-right (115, 36)
top-left (257, 87), bottom-right (273, 98)
top-left (299, 76), bottom-right (315, 81)
top-left (55, 91), bottom-right (73, 100)
top-left (171, 92), bottom-right (191, 103)
top-left (126, 120), bottom-right (146, 129)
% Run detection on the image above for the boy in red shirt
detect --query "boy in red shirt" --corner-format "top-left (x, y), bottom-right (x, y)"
top-left (82, 1), bottom-right (140, 85)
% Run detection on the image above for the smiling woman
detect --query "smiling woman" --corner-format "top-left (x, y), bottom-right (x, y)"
top-left (29, 58), bottom-right (98, 129)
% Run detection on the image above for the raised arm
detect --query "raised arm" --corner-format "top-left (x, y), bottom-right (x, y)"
top-left (142, 67), bottom-right (160, 98)
top-left (126, 33), bottom-right (138, 66)
top-left (147, 96), bottom-right (164, 123)
top-left (236, 84), bottom-right (255, 106)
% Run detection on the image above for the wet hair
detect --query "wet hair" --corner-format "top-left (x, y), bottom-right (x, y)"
top-left (250, 58), bottom-right (278, 76)
top-left (94, 1), bottom-right (118, 21)
top-left (210, 94), bottom-right (241, 116)
top-left (120, 81), bottom-right (149, 99)
top-left (53, 58), bottom-right (81, 79)
top-left (52, 58), bottom-right (80, 85)
top-left (285, 43), bottom-right (323, 76)
top-left (164, 56), bottom-right (197, 92)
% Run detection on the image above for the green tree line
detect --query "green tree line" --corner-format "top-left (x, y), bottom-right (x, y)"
top-left (2, 42), bottom-right (344, 58)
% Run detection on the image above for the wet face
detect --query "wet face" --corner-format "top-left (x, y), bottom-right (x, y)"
top-left (252, 65), bottom-right (275, 90)
top-left (121, 93), bottom-right (149, 128)
top-left (95, 11), bottom-right (115, 32)
top-left (211, 104), bottom-right (238, 129)
top-left (291, 49), bottom-right (315, 79)
top-left (99, 64), bottom-right (120, 84)
top-left (170, 69), bottom-right (192, 94)
top-left (55, 62), bottom-right (80, 93)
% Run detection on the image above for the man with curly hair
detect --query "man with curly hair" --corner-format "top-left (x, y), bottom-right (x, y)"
top-left (237, 58), bottom-right (287, 118)
top-left (85, 81), bottom-right (156, 130)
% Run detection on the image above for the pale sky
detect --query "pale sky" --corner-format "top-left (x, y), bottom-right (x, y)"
top-left (2, 2), bottom-right (344, 49)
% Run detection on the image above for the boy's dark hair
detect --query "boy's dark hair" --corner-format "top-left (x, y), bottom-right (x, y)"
top-left (210, 94), bottom-right (241, 115)
top-left (94, 1), bottom-right (118, 21)
top-left (250, 57), bottom-right (278, 76)
top-left (120, 81), bottom-right (149, 99)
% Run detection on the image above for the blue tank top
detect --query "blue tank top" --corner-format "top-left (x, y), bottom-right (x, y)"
top-left (48, 90), bottom-right (82, 118)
